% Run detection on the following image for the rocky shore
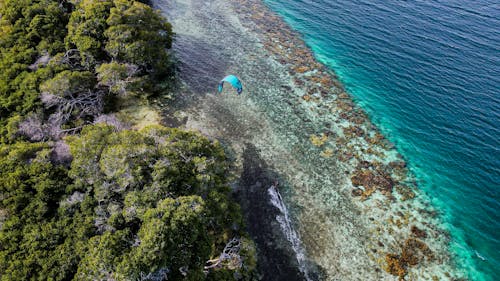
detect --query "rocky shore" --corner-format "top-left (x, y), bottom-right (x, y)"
top-left (153, 0), bottom-right (466, 279)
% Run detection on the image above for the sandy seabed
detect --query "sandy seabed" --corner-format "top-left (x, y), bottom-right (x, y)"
top-left (152, 0), bottom-right (467, 280)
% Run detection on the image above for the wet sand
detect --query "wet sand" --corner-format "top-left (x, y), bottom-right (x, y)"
top-left (152, 0), bottom-right (466, 280)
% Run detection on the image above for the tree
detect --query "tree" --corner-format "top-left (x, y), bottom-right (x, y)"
top-left (0, 141), bottom-right (82, 281)
top-left (105, 0), bottom-right (173, 78)
top-left (0, 0), bottom-right (254, 278)
top-left (1, 124), bottom-right (256, 280)
top-left (116, 196), bottom-right (210, 280)
top-left (39, 70), bottom-right (103, 136)
top-left (66, 0), bottom-right (114, 68)
top-left (96, 61), bottom-right (142, 96)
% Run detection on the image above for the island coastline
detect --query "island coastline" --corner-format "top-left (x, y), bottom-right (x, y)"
top-left (153, 0), bottom-right (468, 280)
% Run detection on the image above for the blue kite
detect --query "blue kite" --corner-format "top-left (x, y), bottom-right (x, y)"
top-left (218, 75), bottom-right (243, 94)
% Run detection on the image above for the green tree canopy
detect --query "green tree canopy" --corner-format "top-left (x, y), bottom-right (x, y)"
top-left (0, 125), bottom-right (255, 280)
top-left (105, 0), bottom-right (173, 77)
top-left (66, 0), bottom-right (114, 68)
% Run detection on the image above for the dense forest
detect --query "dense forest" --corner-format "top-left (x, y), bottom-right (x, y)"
top-left (0, 0), bottom-right (256, 280)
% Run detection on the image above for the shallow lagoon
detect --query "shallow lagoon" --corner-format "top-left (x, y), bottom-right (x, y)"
top-left (153, 0), bottom-right (492, 279)
top-left (263, 0), bottom-right (499, 279)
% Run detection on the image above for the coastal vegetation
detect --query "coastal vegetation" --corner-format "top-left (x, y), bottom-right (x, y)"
top-left (0, 0), bottom-right (175, 142)
top-left (0, 0), bottom-right (256, 280)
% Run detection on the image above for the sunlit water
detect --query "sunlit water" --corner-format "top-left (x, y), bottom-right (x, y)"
top-left (264, 0), bottom-right (500, 280)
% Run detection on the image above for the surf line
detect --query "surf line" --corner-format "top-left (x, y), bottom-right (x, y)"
top-left (268, 182), bottom-right (313, 281)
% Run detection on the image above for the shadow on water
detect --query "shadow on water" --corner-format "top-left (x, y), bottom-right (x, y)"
top-left (235, 143), bottom-right (323, 281)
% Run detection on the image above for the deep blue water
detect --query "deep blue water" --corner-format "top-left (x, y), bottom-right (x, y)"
top-left (264, 0), bottom-right (500, 280)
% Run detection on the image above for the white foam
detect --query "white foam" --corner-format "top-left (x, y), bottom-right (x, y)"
top-left (268, 185), bottom-right (313, 281)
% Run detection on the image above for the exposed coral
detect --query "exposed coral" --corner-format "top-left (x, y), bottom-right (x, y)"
top-left (402, 238), bottom-right (434, 265)
top-left (351, 168), bottom-right (394, 200)
top-left (294, 65), bottom-right (310, 73)
top-left (366, 132), bottom-right (386, 146)
top-left (343, 125), bottom-right (365, 138)
top-left (319, 76), bottom-right (333, 88)
top-left (338, 92), bottom-right (349, 99)
top-left (411, 225), bottom-right (427, 239)
top-left (310, 133), bottom-right (328, 147)
top-left (385, 253), bottom-right (407, 280)
top-left (337, 151), bottom-right (354, 162)
top-left (357, 160), bottom-right (372, 169)
top-left (336, 99), bottom-right (353, 112)
top-left (389, 161), bottom-right (409, 180)
top-left (395, 185), bottom-right (416, 201)
top-left (384, 238), bottom-right (433, 279)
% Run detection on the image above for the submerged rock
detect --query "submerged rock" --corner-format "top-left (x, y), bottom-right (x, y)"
top-left (384, 238), bottom-right (433, 279)
top-left (350, 169), bottom-right (394, 200)
top-left (395, 185), bottom-right (416, 201)
top-left (402, 238), bottom-right (434, 266)
top-left (411, 225), bottom-right (428, 239)
top-left (385, 253), bottom-right (407, 280)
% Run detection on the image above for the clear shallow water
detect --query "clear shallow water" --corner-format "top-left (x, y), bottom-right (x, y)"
top-left (264, 0), bottom-right (500, 280)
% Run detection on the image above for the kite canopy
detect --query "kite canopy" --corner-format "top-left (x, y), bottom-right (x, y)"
top-left (218, 75), bottom-right (243, 94)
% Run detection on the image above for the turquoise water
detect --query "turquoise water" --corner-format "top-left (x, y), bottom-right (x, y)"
top-left (264, 0), bottom-right (500, 280)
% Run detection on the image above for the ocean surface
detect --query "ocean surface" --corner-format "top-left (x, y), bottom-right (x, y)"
top-left (263, 0), bottom-right (500, 280)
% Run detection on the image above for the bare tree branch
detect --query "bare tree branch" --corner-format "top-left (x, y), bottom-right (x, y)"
top-left (18, 114), bottom-right (45, 141)
top-left (204, 237), bottom-right (242, 271)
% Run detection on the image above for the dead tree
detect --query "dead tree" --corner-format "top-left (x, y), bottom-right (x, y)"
top-left (28, 52), bottom-right (51, 71)
top-left (204, 237), bottom-right (242, 271)
top-left (61, 49), bottom-right (82, 69)
top-left (17, 114), bottom-right (45, 141)
top-left (138, 268), bottom-right (170, 281)
top-left (40, 89), bottom-right (105, 138)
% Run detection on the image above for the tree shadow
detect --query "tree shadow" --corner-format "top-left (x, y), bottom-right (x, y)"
top-left (235, 143), bottom-right (324, 281)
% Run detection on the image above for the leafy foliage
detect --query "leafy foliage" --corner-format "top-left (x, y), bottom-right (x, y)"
top-left (0, 0), bottom-right (255, 279)
top-left (1, 0), bottom-right (175, 143)
top-left (0, 142), bottom-right (87, 281)
top-left (66, 0), bottom-right (114, 68)
top-left (0, 125), bottom-right (256, 280)
top-left (105, 0), bottom-right (173, 75)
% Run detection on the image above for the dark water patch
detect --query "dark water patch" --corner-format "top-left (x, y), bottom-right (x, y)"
top-left (235, 144), bottom-right (308, 281)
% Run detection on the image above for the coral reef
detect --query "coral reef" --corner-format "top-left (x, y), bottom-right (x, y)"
top-left (411, 225), bottom-right (427, 239)
top-left (395, 185), bottom-right (416, 201)
top-left (310, 133), bottom-right (328, 147)
top-left (209, 0), bottom-right (465, 278)
top-left (351, 168), bottom-right (394, 200)
top-left (384, 238), bottom-right (434, 279)
top-left (385, 253), bottom-right (407, 280)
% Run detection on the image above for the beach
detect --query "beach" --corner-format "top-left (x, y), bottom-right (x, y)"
top-left (152, 0), bottom-right (467, 279)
